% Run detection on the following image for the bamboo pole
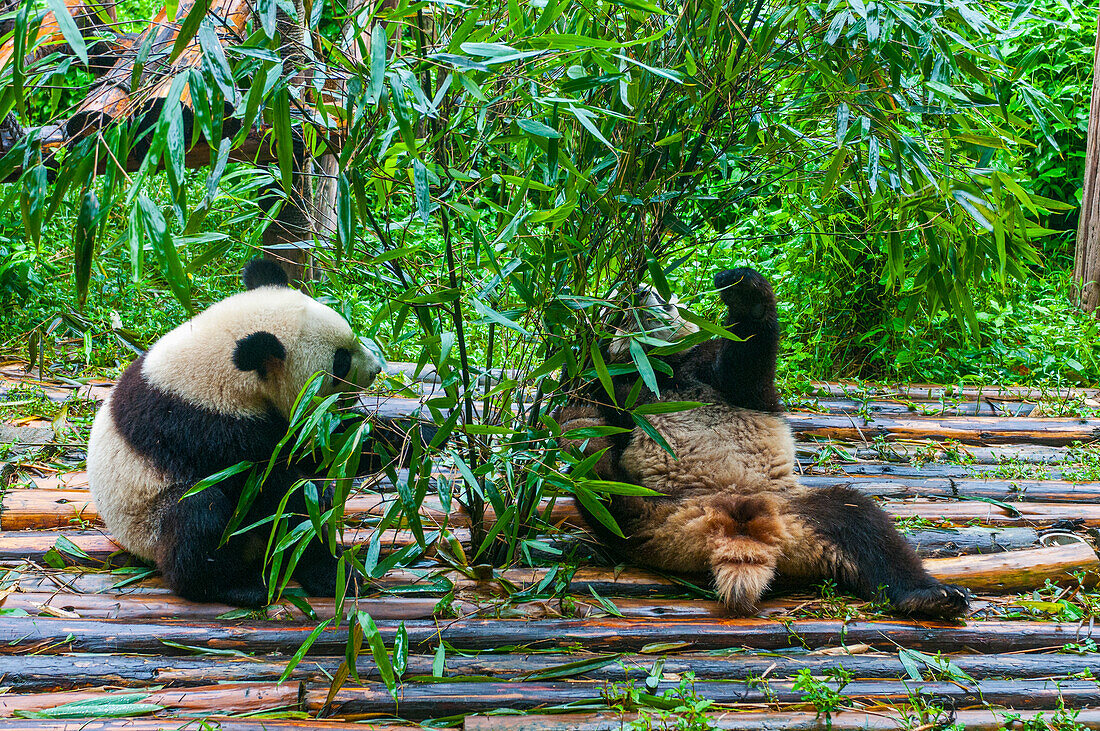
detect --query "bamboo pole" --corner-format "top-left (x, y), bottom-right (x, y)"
top-left (22, 467), bottom-right (1100, 502)
top-left (0, 682), bottom-right (302, 717)
top-left (312, 678), bottom-right (1100, 719)
top-left (0, 721), bottom-right (403, 731)
top-left (785, 413), bottom-right (1100, 446)
top-left (2, 616), bottom-right (1098, 655)
top-left (799, 475), bottom-right (1100, 503)
top-left (806, 382), bottom-right (1100, 402)
top-left (5, 542), bottom-right (1089, 601)
top-left (11, 485), bottom-right (1100, 531)
top-left (0, 524), bottom-right (1041, 568)
top-left (3, 650), bottom-right (1098, 692)
top-left (464, 710), bottom-right (1100, 731)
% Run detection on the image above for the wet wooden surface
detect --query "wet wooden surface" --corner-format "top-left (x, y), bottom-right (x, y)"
top-left (3, 363), bottom-right (1100, 727)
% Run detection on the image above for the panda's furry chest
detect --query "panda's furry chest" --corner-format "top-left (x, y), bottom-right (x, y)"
top-left (617, 400), bottom-right (797, 499)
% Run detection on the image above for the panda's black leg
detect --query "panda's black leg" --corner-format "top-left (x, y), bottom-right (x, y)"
top-left (789, 486), bottom-right (970, 619)
top-left (711, 268), bottom-right (780, 412)
top-left (157, 486), bottom-right (270, 607)
top-left (281, 481), bottom-right (361, 598)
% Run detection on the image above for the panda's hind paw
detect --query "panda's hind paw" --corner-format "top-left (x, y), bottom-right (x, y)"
top-left (893, 583), bottom-right (971, 619)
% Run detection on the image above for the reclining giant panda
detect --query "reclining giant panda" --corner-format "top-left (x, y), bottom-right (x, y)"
top-left (558, 268), bottom-right (970, 618)
top-left (88, 259), bottom-right (400, 607)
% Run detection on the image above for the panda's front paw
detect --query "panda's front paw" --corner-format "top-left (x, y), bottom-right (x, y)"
top-left (893, 583), bottom-right (971, 619)
top-left (714, 268), bottom-right (775, 322)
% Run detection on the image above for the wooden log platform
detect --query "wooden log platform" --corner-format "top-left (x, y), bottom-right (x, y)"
top-left (3, 367), bottom-right (1100, 727)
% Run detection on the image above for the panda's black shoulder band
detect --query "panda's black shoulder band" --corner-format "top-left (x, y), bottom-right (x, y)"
top-left (233, 331), bottom-right (286, 379)
top-left (242, 259), bottom-right (291, 290)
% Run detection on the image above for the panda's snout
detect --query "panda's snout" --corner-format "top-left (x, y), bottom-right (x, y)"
top-left (351, 341), bottom-right (384, 388)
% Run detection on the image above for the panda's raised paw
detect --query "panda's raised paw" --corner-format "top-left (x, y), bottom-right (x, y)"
top-left (714, 267), bottom-right (775, 322)
top-left (893, 583), bottom-right (971, 619)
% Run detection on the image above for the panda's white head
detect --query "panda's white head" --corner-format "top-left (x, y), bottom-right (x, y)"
top-left (140, 259), bottom-right (383, 417)
top-left (605, 284), bottom-right (699, 359)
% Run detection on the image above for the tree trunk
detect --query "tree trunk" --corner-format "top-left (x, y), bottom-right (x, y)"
top-left (1075, 10), bottom-right (1100, 313)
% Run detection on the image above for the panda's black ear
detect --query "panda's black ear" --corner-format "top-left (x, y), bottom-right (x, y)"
top-left (233, 331), bottom-right (286, 379)
top-left (242, 259), bottom-right (290, 290)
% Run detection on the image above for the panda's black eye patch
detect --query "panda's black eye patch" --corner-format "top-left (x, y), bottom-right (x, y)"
top-left (332, 348), bottom-right (352, 380)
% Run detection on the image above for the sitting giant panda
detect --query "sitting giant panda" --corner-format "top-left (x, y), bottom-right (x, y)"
top-left (88, 259), bottom-right (386, 607)
top-left (558, 268), bottom-right (970, 618)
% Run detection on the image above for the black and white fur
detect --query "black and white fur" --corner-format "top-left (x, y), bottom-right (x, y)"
top-left (88, 259), bottom-right (383, 607)
top-left (558, 268), bottom-right (970, 618)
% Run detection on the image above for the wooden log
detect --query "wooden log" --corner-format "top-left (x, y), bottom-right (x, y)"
top-left (0, 722), bottom-right (402, 731)
top-left (28, 465), bottom-right (1100, 503)
top-left (5, 650), bottom-right (1100, 691)
top-left (800, 474), bottom-right (1100, 503)
top-left (5, 542), bottom-right (1088, 600)
top-left (0, 682), bottom-right (302, 717)
top-left (3, 616), bottom-right (1100, 655)
top-left (786, 413), bottom-right (1100, 446)
top-left (312, 678), bottom-right (1100, 718)
top-left (923, 541), bottom-right (1099, 592)
top-left (12, 484), bottom-right (1100, 531)
top-left (807, 382), bottom-right (1100, 402)
top-left (0, 592), bottom-right (445, 621)
top-left (465, 710), bottom-right (1100, 731)
top-left (796, 442), bottom-right (1073, 465)
top-left (801, 398), bottom-right (1036, 417)
top-left (902, 526), bottom-right (1040, 557)
top-left (0, 527), bottom-right (461, 565)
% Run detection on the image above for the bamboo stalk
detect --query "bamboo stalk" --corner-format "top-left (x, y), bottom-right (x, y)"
top-left (796, 442), bottom-right (1073, 465)
top-left (803, 398), bottom-right (1036, 417)
top-left (24, 468), bottom-right (1100, 502)
top-left (0, 523), bottom-right (1043, 570)
top-left (806, 382), bottom-right (1100, 402)
top-left (800, 475), bottom-right (1100, 503)
top-left (0, 592), bottom-right (445, 621)
top-left (11, 485), bottom-right (1100, 531)
top-left (7, 542), bottom-right (1089, 599)
top-left (924, 542), bottom-right (1099, 592)
top-left (3, 650), bottom-right (1098, 691)
top-left (0, 721), bottom-right (403, 731)
top-left (786, 413), bottom-right (1100, 446)
top-left (0, 682), bottom-right (302, 717)
top-left (310, 678), bottom-right (1100, 718)
top-left (465, 710), bottom-right (1100, 731)
top-left (1, 616), bottom-right (1097, 655)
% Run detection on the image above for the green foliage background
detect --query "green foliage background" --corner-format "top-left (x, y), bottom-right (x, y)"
top-left (0, 0), bottom-right (1095, 388)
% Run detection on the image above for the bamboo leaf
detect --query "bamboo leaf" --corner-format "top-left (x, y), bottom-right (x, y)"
top-left (45, 0), bottom-right (89, 65)
top-left (73, 188), bottom-right (98, 309)
top-left (170, 0), bottom-right (212, 63)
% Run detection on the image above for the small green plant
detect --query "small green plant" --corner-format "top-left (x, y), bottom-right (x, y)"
top-left (627, 673), bottom-right (716, 731)
top-left (793, 667), bottom-right (853, 730)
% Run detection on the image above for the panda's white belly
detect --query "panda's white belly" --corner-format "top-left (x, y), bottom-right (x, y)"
top-left (87, 393), bottom-right (172, 561)
top-left (619, 404), bottom-right (797, 496)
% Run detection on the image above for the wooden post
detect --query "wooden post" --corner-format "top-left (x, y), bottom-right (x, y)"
top-left (1076, 10), bottom-right (1100, 313)
top-left (260, 0), bottom-right (319, 283)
